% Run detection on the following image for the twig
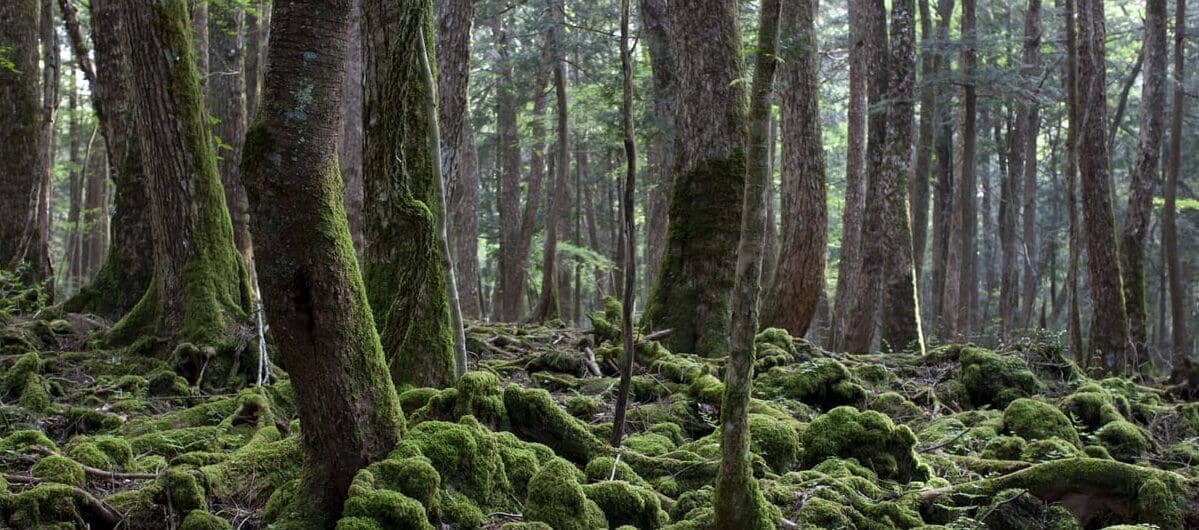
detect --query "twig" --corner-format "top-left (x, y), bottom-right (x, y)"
top-left (920, 427), bottom-right (971, 452)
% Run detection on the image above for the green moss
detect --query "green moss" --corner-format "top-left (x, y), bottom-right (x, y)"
top-left (1, 352), bottom-right (41, 397)
top-left (1060, 389), bottom-right (1125, 430)
top-left (200, 431), bottom-right (301, 506)
top-left (981, 436), bottom-right (1027, 460)
top-left (1095, 421), bottom-right (1153, 462)
top-left (31, 455), bottom-right (85, 486)
top-left (523, 457), bottom-right (608, 530)
top-left (17, 375), bottom-right (53, 413)
top-left (1022, 437), bottom-right (1084, 462)
top-left (64, 407), bottom-right (123, 435)
top-left (583, 480), bottom-right (669, 529)
top-left (957, 347), bottom-right (1041, 408)
top-left (756, 358), bottom-right (867, 410)
top-left (1003, 398), bottom-right (1080, 446)
top-left (565, 395), bottom-right (603, 419)
top-left (584, 456), bottom-right (651, 488)
top-left (623, 432), bottom-right (677, 457)
top-left (749, 414), bottom-right (800, 472)
top-left (180, 510), bottom-right (232, 530)
top-left (797, 496), bottom-right (853, 528)
top-left (1, 483), bottom-right (84, 528)
top-left (339, 489), bottom-right (433, 530)
top-left (397, 417), bottom-right (513, 511)
top-left (66, 435), bottom-right (134, 470)
top-left (0, 429), bottom-right (57, 453)
top-left (1175, 402), bottom-right (1199, 438)
top-left (504, 386), bottom-right (608, 464)
top-left (648, 423), bottom-right (687, 446)
top-left (159, 468), bottom-right (208, 513)
top-left (801, 406), bottom-right (926, 483)
top-left (263, 479), bottom-right (300, 524)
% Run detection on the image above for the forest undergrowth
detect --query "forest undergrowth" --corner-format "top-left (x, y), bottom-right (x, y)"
top-left (1, 274), bottom-right (1197, 530)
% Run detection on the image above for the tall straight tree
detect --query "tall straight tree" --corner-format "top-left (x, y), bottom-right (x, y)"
top-left (1165, 0), bottom-right (1188, 373)
top-left (0, 0), bottom-right (44, 277)
top-left (531, 0), bottom-right (571, 322)
top-left (64, 0), bottom-right (156, 321)
top-left (942, 0), bottom-right (978, 339)
top-left (363, 0), bottom-right (457, 387)
top-left (928, 0), bottom-right (955, 327)
top-left (1019, 0), bottom-right (1043, 330)
top-left (830, 0), bottom-right (872, 349)
top-left (208, 0), bottom-right (252, 264)
top-left (1076, 0), bottom-right (1129, 371)
top-left (1120, 0), bottom-right (1167, 364)
top-left (341, 0), bottom-right (365, 257)
top-left (32, 0), bottom-right (59, 290)
top-left (438, 0), bottom-right (482, 319)
top-left (241, 0), bottom-right (405, 522)
top-left (715, 0), bottom-right (778, 526)
top-left (640, 0), bottom-right (675, 299)
top-left (765, 0), bottom-right (826, 338)
top-left (113, 0), bottom-right (253, 353)
top-left (1061, 0), bottom-right (1085, 360)
top-left (640, 0), bottom-right (749, 358)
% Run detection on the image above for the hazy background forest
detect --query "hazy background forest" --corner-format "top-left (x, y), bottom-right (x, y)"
top-left (2, 0), bottom-right (1199, 528)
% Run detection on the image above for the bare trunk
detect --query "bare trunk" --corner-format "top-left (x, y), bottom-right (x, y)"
top-left (942, 0), bottom-right (977, 340)
top-left (341, 0), bottom-right (365, 259)
top-left (639, 0), bottom-right (675, 301)
top-left (1020, 0), bottom-right (1043, 331)
top-left (0, 0), bottom-right (43, 278)
top-left (1165, 0), bottom-right (1188, 372)
top-left (209, 0), bottom-right (253, 264)
top-left (532, 0), bottom-right (570, 323)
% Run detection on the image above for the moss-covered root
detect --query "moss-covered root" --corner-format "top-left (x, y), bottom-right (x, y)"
top-left (925, 458), bottom-right (1196, 530)
top-left (503, 386), bottom-right (608, 464)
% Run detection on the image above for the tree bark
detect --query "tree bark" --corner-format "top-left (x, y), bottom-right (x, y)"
top-left (66, 79), bottom-right (85, 291)
top-left (640, 0), bottom-right (748, 358)
top-left (1165, 0), bottom-right (1188, 372)
top-left (1077, 0), bottom-right (1130, 372)
top-left (208, 0), bottom-right (253, 264)
top-left (341, 0), bottom-right (365, 260)
top-left (82, 138), bottom-right (108, 280)
top-left (1000, 109), bottom-right (1022, 339)
top-left (112, 0), bottom-right (252, 355)
top-left (765, 0), bottom-right (826, 339)
top-left (1120, 0), bottom-right (1167, 365)
top-left (363, 0), bottom-right (457, 387)
top-left (611, 0), bottom-right (638, 450)
top-left (1019, 0), bottom-right (1043, 331)
top-left (639, 0), bottom-right (675, 302)
top-left (532, 0), bottom-right (570, 323)
top-left (241, 1), bottom-right (405, 522)
top-left (928, 0), bottom-right (955, 329)
top-left (1061, 0), bottom-right (1085, 362)
top-left (942, 0), bottom-right (977, 340)
top-left (0, 0), bottom-right (43, 278)
top-left (910, 0), bottom-right (936, 287)
top-left (715, 0), bottom-right (777, 525)
top-left (438, 0), bottom-right (481, 319)
top-left (33, 0), bottom-right (60, 291)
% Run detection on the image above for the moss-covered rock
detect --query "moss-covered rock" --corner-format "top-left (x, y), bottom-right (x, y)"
top-left (950, 346), bottom-right (1041, 408)
top-left (504, 386), bottom-right (607, 464)
top-left (748, 414), bottom-right (800, 472)
top-left (756, 358), bottom-right (867, 410)
top-left (1003, 398), bottom-right (1081, 446)
top-left (801, 406), bottom-right (926, 483)
top-left (623, 432), bottom-right (677, 457)
top-left (981, 435), bottom-right (1027, 460)
top-left (566, 395), bottom-right (603, 419)
top-left (523, 458), bottom-right (607, 530)
top-left (1060, 388), bottom-right (1125, 430)
top-left (179, 510), bottom-right (232, 530)
top-left (1095, 421), bottom-right (1153, 463)
top-left (583, 480), bottom-right (668, 528)
top-left (1022, 437), bottom-right (1084, 462)
top-left (31, 455), bottom-right (85, 486)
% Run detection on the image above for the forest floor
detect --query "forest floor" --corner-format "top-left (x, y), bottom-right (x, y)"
top-left (1, 284), bottom-right (1198, 529)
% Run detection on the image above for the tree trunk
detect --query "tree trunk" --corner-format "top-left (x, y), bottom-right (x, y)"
top-left (640, 0), bottom-right (748, 358)
top-left (942, 0), bottom-right (977, 340)
top-left (761, 114), bottom-right (779, 292)
top-left (82, 139), bottom-right (108, 280)
top-left (190, 0), bottom-right (207, 96)
top-left (1000, 108), bottom-right (1022, 339)
top-left (438, 0), bottom-right (481, 319)
top-left (765, 0), bottom-right (826, 339)
top-left (208, 0), bottom-right (253, 264)
top-left (241, 1), bottom-right (405, 522)
top-left (843, 0), bottom-right (889, 353)
top-left (910, 0), bottom-right (936, 287)
top-left (1076, 0), bottom-right (1130, 372)
top-left (112, 0), bottom-right (252, 357)
top-left (0, 0), bottom-right (43, 278)
top-left (66, 80), bottom-right (85, 292)
top-left (1120, 0), bottom-right (1167, 365)
top-left (1165, 0), bottom-right (1188, 372)
top-left (1061, 0), bottom-right (1085, 362)
top-left (928, 0), bottom-right (955, 329)
top-left (611, 0), bottom-right (638, 449)
top-left (829, 0), bottom-right (870, 350)
top-left (363, 0), bottom-right (457, 387)
top-left (639, 0), bottom-right (675, 302)
top-left (715, 0), bottom-right (777, 525)
top-left (1019, 0), bottom-right (1043, 331)
top-left (33, 0), bottom-right (60, 292)
top-left (532, 0), bottom-right (570, 323)
top-left (341, 0), bottom-right (365, 260)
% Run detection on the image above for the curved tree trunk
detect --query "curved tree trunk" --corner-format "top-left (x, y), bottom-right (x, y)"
top-left (1120, 0), bottom-right (1167, 365)
top-left (241, 1), bottom-right (405, 522)
top-left (112, 0), bottom-right (252, 356)
top-left (765, 0), bottom-right (826, 339)
top-left (363, 0), bottom-right (457, 387)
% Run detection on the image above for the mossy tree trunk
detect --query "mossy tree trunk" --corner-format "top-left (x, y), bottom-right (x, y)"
top-left (715, 0), bottom-right (777, 527)
top-left (363, 0), bottom-right (456, 388)
top-left (1120, 0), bottom-right (1166, 364)
top-left (764, 0), bottom-right (826, 339)
top-left (639, 0), bottom-right (675, 302)
top-left (63, 0), bottom-right (155, 321)
top-left (1076, 0), bottom-right (1130, 372)
top-left (341, 0), bottom-right (365, 259)
top-left (241, 1), bottom-right (405, 523)
top-left (113, 0), bottom-right (252, 353)
top-left (0, 0), bottom-right (44, 277)
top-left (640, 0), bottom-right (749, 358)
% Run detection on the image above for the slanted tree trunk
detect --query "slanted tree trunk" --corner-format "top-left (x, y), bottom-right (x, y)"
top-left (112, 0), bottom-right (252, 357)
top-left (0, 0), bottom-right (43, 276)
top-left (639, 0), bottom-right (675, 301)
top-left (532, 0), bottom-right (570, 322)
top-left (640, 0), bottom-right (748, 358)
top-left (1019, 0), bottom-right (1043, 331)
top-left (830, 0), bottom-right (872, 350)
top-left (63, 0), bottom-right (155, 321)
top-left (1120, 0), bottom-right (1167, 365)
top-left (843, 0), bottom-right (889, 353)
top-left (942, 0), bottom-right (978, 340)
top-left (438, 0), bottom-right (481, 319)
top-left (208, 0), bottom-right (253, 264)
top-left (1165, 0), bottom-right (1188, 373)
top-left (765, 0), bottom-right (826, 339)
top-left (363, 0), bottom-right (456, 387)
top-left (241, 1), bottom-right (405, 522)
top-left (1076, 0), bottom-right (1130, 372)
top-left (715, 0), bottom-right (777, 526)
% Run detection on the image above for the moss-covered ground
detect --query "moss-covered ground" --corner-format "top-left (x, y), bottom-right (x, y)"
top-left (1, 284), bottom-right (1196, 529)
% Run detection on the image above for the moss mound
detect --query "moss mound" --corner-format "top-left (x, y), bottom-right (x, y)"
top-left (801, 406), bottom-right (927, 483)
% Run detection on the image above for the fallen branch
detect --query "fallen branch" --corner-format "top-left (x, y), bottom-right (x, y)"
top-left (30, 446), bottom-right (160, 481)
top-left (2, 473), bottom-right (123, 530)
